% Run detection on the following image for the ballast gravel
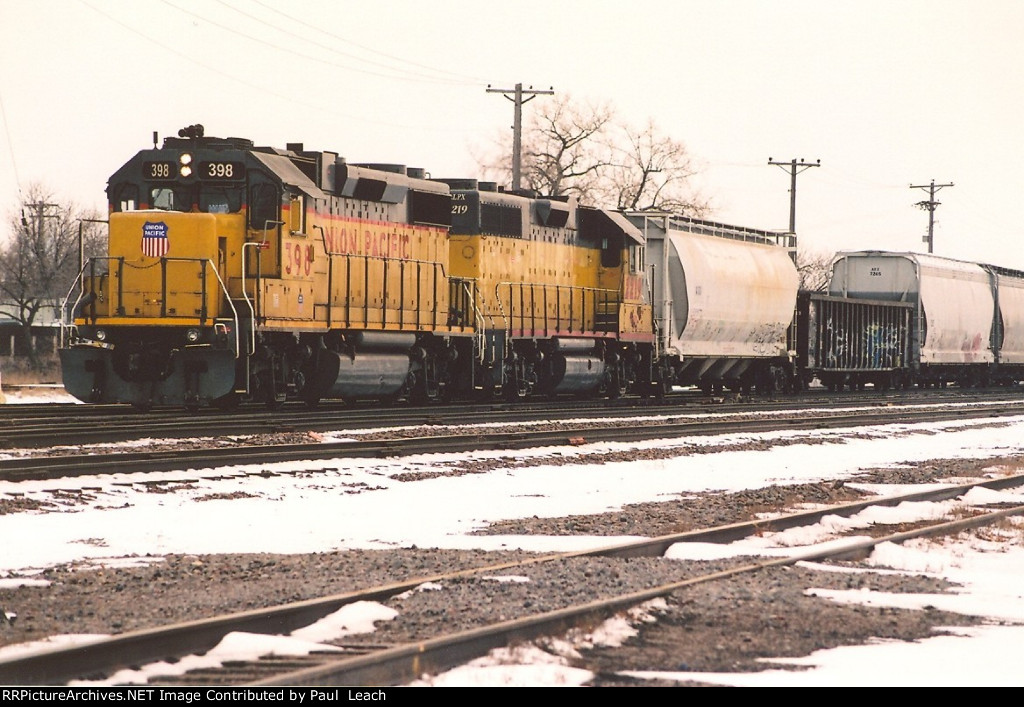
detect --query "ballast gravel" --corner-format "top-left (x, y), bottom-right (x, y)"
top-left (0, 452), bottom-right (1020, 686)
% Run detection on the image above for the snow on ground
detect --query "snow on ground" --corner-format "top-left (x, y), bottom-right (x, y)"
top-left (1, 389), bottom-right (1022, 686)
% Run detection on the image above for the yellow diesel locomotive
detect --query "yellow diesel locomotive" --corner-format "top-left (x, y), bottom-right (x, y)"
top-left (60, 125), bottom-right (653, 410)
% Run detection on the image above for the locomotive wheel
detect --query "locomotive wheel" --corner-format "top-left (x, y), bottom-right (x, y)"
top-left (607, 371), bottom-right (625, 400)
top-left (258, 373), bottom-right (284, 410)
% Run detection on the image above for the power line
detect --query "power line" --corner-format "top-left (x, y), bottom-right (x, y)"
top-left (159, 0), bottom-right (467, 85)
top-left (238, 0), bottom-right (487, 85)
top-left (910, 180), bottom-right (953, 254)
top-left (0, 88), bottom-right (21, 196)
top-left (77, 0), bottom-right (431, 132)
top-left (487, 83), bottom-right (554, 191)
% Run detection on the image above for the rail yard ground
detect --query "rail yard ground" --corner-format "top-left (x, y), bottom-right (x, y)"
top-left (0, 394), bottom-right (1022, 686)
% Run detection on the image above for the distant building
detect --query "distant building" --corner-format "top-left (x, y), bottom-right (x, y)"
top-left (0, 303), bottom-right (62, 357)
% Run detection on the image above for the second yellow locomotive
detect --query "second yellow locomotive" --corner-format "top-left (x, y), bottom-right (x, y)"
top-left (60, 125), bottom-right (652, 409)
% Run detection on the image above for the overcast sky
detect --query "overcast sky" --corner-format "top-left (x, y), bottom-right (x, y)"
top-left (2, 0), bottom-right (1022, 268)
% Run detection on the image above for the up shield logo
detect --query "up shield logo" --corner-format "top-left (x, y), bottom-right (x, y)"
top-left (142, 221), bottom-right (170, 258)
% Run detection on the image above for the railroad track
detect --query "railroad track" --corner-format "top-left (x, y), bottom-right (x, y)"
top-left (3, 473), bottom-right (1022, 686)
top-left (1, 399), bottom-right (1022, 483)
top-left (0, 387), bottom-right (1019, 449)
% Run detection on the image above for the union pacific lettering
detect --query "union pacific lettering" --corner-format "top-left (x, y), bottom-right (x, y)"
top-left (320, 218), bottom-right (422, 260)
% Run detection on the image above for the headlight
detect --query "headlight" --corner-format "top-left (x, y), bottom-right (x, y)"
top-left (94, 329), bottom-right (107, 341)
top-left (180, 165), bottom-right (193, 178)
top-left (180, 153), bottom-right (193, 165)
top-left (185, 328), bottom-right (201, 343)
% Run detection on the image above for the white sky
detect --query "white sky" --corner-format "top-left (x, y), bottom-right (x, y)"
top-left (0, 387), bottom-right (1023, 686)
top-left (1, 1), bottom-right (1022, 268)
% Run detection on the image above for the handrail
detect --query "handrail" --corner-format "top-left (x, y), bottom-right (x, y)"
top-left (452, 278), bottom-right (490, 363)
top-left (58, 256), bottom-right (240, 358)
top-left (203, 258), bottom-right (240, 358)
top-left (239, 221), bottom-right (284, 355)
top-left (495, 281), bottom-right (620, 336)
top-left (321, 249), bottom-right (451, 329)
top-left (59, 264), bottom-right (91, 348)
top-left (241, 242), bottom-right (264, 355)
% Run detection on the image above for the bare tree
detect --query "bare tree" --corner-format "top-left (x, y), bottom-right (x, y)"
top-left (480, 94), bottom-right (615, 199)
top-left (796, 247), bottom-right (834, 292)
top-left (478, 94), bottom-right (706, 215)
top-left (600, 119), bottom-right (710, 215)
top-left (0, 184), bottom-right (105, 361)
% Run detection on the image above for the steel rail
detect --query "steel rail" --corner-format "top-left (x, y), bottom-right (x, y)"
top-left (1, 402), bottom-right (1022, 483)
top-left (0, 388), bottom-right (1019, 449)
top-left (256, 502), bottom-right (1024, 687)
top-left (2, 474), bottom-right (1022, 685)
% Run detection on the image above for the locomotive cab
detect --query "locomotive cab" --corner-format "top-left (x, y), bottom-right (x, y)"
top-left (62, 132), bottom-right (261, 409)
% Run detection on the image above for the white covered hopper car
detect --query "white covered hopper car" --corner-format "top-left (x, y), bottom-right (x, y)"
top-left (629, 214), bottom-right (800, 394)
top-left (827, 250), bottom-right (1024, 387)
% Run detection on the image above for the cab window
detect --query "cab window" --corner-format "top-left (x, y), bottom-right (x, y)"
top-left (289, 194), bottom-right (305, 234)
top-left (201, 187), bottom-right (242, 214)
top-left (630, 245), bottom-right (645, 274)
top-left (249, 183), bottom-right (280, 230)
top-left (152, 188), bottom-right (176, 210)
top-left (109, 183), bottom-right (139, 212)
top-left (600, 234), bottom-right (622, 268)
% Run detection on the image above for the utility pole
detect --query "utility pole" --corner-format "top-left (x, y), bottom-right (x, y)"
top-left (17, 202), bottom-right (59, 358)
top-left (487, 83), bottom-right (554, 191)
top-left (910, 180), bottom-right (953, 254)
top-left (23, 201), bottom-right (59, 235)
top-left (768, 158), bottom-right (820, 234)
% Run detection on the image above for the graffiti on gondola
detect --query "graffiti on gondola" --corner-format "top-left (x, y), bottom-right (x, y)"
top-left (822, 315), bottom-right (902, 369)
